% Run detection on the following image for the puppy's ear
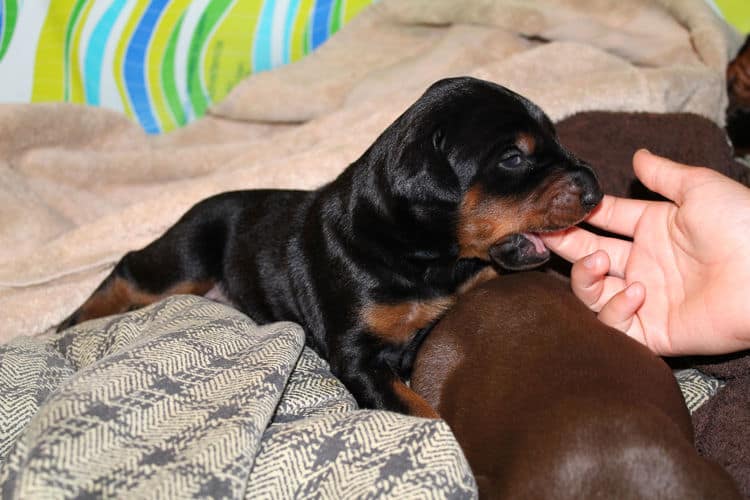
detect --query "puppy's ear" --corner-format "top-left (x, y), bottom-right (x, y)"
top-left (432, 128), bottom-right (447, 152)
top-left (387, 126), bottom-right (460, 203)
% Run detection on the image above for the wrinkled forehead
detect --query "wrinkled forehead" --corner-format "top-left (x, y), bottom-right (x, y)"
top-left (490, 86), bottom-right (554, 135)
top-left (446, 88), bottom-right (555, 149)
top-left (412, 79), bottom-right (557, 149)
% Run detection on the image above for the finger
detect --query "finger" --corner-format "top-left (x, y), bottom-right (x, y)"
top-left (570, 250), bottom-right (609, 309)
top-left (633, 149), bottom-right (696, 206)
top-left (597, 282), bottom-right (646, 334)
top-left (583, 194), bottom-right (649, 238)
top-left (542, 228), bottom-right (632, 277)
top-left (570, 252), bottom-right (628, 311)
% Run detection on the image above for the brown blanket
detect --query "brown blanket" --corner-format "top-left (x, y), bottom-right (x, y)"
top-left (0, 0), bottom-right (742, 342)
top-left (558, 111), bottom-right (749, 197)
top-left (692, 353), bottom-right (750, 498)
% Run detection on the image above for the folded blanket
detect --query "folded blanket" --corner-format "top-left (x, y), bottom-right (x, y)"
top-left (0, 295), bottom-right (476, 498)
top-left (0, 0), bottom-right (742, 343)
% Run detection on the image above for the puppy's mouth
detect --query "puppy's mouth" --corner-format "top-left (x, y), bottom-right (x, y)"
top-left (488, 188), bottom-right (602, 271)
top-left (489, 232), bottom-right (551, 271)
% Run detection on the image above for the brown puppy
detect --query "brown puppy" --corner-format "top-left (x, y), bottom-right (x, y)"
top-left (411, 273), bottom-right (740, 499)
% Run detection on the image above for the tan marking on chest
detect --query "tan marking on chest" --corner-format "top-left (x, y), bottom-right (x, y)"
top-left (362, 296), bottom-right (456, 344)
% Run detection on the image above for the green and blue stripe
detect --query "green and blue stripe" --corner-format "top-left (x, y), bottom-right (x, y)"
top-left (0, 0), bottom-right (376, 133)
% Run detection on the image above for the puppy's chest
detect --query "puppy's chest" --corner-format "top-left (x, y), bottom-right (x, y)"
top-left (360, 264), bottom-right (497, 345)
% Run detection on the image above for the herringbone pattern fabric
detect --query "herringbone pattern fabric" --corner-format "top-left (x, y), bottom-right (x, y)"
top-left (2, 296), bottom-right (305, 498)
top-left (271, 348), bottom-right (358, 424)
top-left (0, 337), bottom-right (74, 466)
top-left (248, 411), bottom-right (477, 499)
top-left (0, 295), bottom-right (477, 499)
top-left (674, 368), bottom-right (725, 413)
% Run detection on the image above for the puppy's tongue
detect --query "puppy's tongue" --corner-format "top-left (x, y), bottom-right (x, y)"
top-left (521, 232), bottom-right (546, 254)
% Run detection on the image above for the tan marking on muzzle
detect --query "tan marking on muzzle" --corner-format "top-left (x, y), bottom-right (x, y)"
top-left (457, 176), bottom-right (593, 260)
top-left (457, 186), bottom-right (530, 260)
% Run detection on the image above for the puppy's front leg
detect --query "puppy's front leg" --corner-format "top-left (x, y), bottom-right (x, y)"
top-left (335, 342), bottom-right (438, 418)
top-left (340, 298), bottom-right (455, 416)
top-left (329, 327), bottom-right (438, 418)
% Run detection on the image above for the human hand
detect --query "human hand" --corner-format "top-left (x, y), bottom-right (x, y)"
top-left (542, 150), bottom-right (750, 356)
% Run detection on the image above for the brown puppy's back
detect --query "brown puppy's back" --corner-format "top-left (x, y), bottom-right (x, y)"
top-left (411, 272), bottom-right (740, 499)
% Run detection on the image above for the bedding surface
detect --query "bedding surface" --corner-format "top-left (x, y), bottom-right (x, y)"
top-left (0, 295), bottom-right (476, 498)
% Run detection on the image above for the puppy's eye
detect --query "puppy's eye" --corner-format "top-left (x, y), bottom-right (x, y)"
top-left (499, 149), bottom-right (524, 168)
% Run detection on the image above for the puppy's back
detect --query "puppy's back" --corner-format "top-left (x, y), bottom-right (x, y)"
top-left (411, 272), bottom-right (739, 499)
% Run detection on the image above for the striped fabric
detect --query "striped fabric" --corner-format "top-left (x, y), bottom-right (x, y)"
top-left (0, 0), bottom-right (375, 133)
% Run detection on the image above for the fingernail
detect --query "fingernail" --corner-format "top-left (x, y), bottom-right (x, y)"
top-left (583, 255), bottom-right (595, 269)
top-left (626, 284), bottom-right (639, 297)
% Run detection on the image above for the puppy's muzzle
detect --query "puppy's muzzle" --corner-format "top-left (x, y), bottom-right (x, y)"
top-left (490, 162), bottom-right (602, 271)
top-left (569, 166), bottom-right (603, 211)
top-left (543, 161), bottom-right (602, 230)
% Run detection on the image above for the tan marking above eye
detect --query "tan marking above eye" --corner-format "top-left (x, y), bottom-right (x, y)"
top-left (362, 296), bottom-right (456, 345)
top-left (515, 132), bottom-right (536, 156)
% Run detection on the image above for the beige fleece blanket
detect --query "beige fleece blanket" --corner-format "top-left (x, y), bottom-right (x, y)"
top-left (0, 0), bottom-right (741, 342)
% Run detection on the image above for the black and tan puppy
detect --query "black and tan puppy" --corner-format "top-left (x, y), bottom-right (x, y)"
top-left (58, 77), bottom-right (602, 416)
top-left (411, 273), bottom-right (741, 498)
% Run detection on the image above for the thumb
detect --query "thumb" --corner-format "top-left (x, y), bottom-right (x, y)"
top-left (632, 149), bottom-right (694, 205)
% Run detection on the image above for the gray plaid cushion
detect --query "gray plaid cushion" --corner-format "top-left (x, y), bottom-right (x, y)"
top-left (271, 347), bottom-right (358, 424)
top-left (0, 337), bottom-right (74, 466)
top-left (1, 296), bottom-right (305, 498)
top-left (249, 411), bottom-right (477, 499)
top-left (0, 295), bottom-right (476, 499)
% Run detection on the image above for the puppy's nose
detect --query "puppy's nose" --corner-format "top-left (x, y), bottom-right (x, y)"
top-left (581, 189), bottom-right (603, 210)
top-left (570, 168), bottom-right (603, 210)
